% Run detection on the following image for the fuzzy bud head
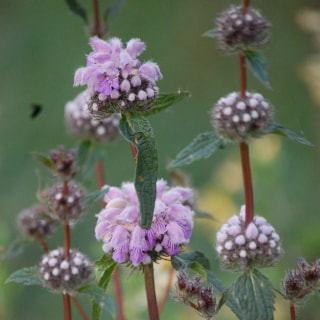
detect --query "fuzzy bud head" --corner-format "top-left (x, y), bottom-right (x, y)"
top-left (211, 92), bottom-right (274, 142)
top-left (50, 145), bottom-right (77, 178)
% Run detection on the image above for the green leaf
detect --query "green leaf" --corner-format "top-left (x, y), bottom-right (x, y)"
top-left (83, 188), bottom-right (109, 205)
top-left (65, 0), bottom-right (88, 23)
top-left (30, 152), bottom-right (55, 170)
top-left (144, 91), bottom-right (190, 116)
top-left (119, 114), bottom-right (158, 229)
top-left (268, 123), bottom-right (313, 147)
top-left (104, 0), bottom-right (126, 24)
top-left (202, 28), bottom-right (218, 39)
top-left (5, 266), bottom-right (41, 286)
top-left (245, 51), bottom-right (271, 89)
top-left (171, 251), bottom-right (211, 271)
top-left (2, 239), bottom-right (30, 260)
top-left (79, 284), bottom-right (117, 320)
top-left (216, 290), bottom-right (229, 312)
top-left (92, 254), bottom-right (118, 320)
top-left (169, 132), bottom-right (225, 168)
top-left (230, 270), bottom-right (275, 320)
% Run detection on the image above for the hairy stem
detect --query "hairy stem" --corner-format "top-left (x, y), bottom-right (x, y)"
top-left (290, 304), bottom-right (296, 320)
top-left (63, 293), bottom-right (72, 320)
top-left (95, 160), bottom-right (125, 320)
top-left (158, 267), bottom-right (175, 314)
top-left (38, 238), bottom-right (49, 253)
top-left (243, 0), bottom-right (250, 13)
top-left (239, 53), bottom-right (247, 100)
top-left (144, 264), bottom-right (160, 320)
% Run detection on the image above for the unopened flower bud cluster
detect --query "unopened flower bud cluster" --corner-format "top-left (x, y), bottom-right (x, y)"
top-left (282, 258), bottom-right (320, 305)
top-left (44, 182), bottom-right (88, 224)
top-left (172, 271), bottom-right (217, 319)
top-left (39, 248), bottom-right (94, 293)
top-left (74, 37), bottom-right (162, 119)
top-left (50, 145), bottom-right (77, 178)
top-left (17, 204), bottom-right (56, 240)
top-left (211, 92), bottom-right (274, 142)
top-left (216, 5), bottom-right (271, 54)
top-left (65, 91), bottom-right (120, 144)
top-left (215, 206), bottom-right (282, 271)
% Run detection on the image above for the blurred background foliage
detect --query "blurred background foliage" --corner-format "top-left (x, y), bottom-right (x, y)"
top-left (1, 0), bottom-right (320, 319)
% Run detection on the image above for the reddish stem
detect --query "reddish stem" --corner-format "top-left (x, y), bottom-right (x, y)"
top-left (239, 142), bottom-right (254, 226)
top-left (158, 267), bottom-right (175, 314)
top-left (95, 161), bottom-right (125, 320)
top-left (290, 304), bottom-right (296, 320)
top-left (71, 296), bottom-right (90, 320)
top-left (144, 264), bottom-right (159, 320)
top-left (64, 222), bottom-right (71, 259)
top-left (239, 53), bottom-right (247, 99)
top-left (129, 143), bottom-right (138, 165)
top-left (243, 0), bottom-right (250, 13)
top-left (38, 238), bottom-right (49, 253)
top-left (92, 0), bottom-right (102, 37)
top-left (63, 293), bottom-right (72, 320)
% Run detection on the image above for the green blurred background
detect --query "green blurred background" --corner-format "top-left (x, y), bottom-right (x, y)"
top-left (1, 0), bottom-right (320, 319)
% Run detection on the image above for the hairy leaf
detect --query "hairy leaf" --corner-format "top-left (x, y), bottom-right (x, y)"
top-left (91, 254), bottom-right (118, 320)
top-left (230, 270), bottom-right (275, 320)
top-left (169, 132), bottom-right (225, 168)
top-left (5, 266), bottom-right (41, 286)
top-left (145, 91), bottom-right (190, 116)
top-left (171, 251), bottom-right (211, 271)
top-left (30, 152), bottom-right (55, 170)
top-left (119, 114), bottom-right (158, 229)
top-left (65, 0), bottom-right (88, 23)
top-left (245, 50), bottom-right (271, 89)
top-left (269, 123), bottom-right (313, 147)
top-left (2, 239), bottom-right (30, 260)
top-left (84, 188), bottom-right (109, 205)
top-left (79, 284), bottom-right (117, 320)
top-left (202, 28), bottom-right (218, 39)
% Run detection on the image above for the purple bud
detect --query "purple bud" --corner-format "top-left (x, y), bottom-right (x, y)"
top-left (245, 223), bottom-right (259, 239)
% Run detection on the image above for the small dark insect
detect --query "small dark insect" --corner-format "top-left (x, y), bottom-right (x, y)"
top-left (30, 104), bottom-right (43, 119)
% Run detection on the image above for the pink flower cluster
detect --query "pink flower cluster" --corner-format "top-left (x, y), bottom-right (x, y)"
top-left (95, 180), bottom-right (194, 266)
top-left (74, 37), bottom-right (162, 117)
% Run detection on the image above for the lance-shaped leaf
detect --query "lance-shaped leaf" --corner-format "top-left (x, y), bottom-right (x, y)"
top-left (79, 284), bottom-right (117, 320)
top-left (31, 152), bottom-right (55, 170)
top-left (144, 91), bottom-right (190, 116)
top-left (172, 251), bottom-right (243, 320)
top-left (268, 123), bottom-right (313, 147)
top-left (169, 132), bottom-right (225, 168)
top-left (65, 0), bottom-right (88, 23)
top-left (5, 266), bottom-right (41, 286)
top-left (83, 188), bottom-right (109, 205)
top-left (245, 50), bottom-right (271, 89)
top-left (119, 114), bottom-right (158, 229)
top-left (2, 239), bottom-right (30, 260)
top-left (91, 254), bottom-right (118, 320)
top-left (202, 28), bottom-right (218, 39)
top-left (230, 270), bottom-right (275, 320)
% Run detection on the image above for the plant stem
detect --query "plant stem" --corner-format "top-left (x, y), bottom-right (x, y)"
top-left (92, 0), bottom-right (102, 37)
top-left (290, 304), bottom-right (296, 320)
top-left (238, 0), bottom-right (254, 226)
top-left (71, 296), bottom-right (90, 320)
top-left (129, 143), bottom-right (138, 165)
top-left (38, 238), bottom-right (49, 253)
top-left (144, 264), bottom-right (160, 320)
top-left (158, 267), bottom-right (175, 314)
top-left (63, 180), bottom-right (72, 320)
top-left (95, 160), bottom-right (125, 320)
top-left (63, 293), bottom-right (72, 320)
top-left (239, 142), bottom-right (254, 226)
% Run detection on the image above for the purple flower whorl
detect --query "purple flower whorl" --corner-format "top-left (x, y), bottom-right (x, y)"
top-left (65, 91), bottom-right (121, 144)
top-left (95, 179), bottom-right (194, 267)
top-left (74, 37), bottom-right (162, 119)
top-left (215, 206), bottom-right (282, 271)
